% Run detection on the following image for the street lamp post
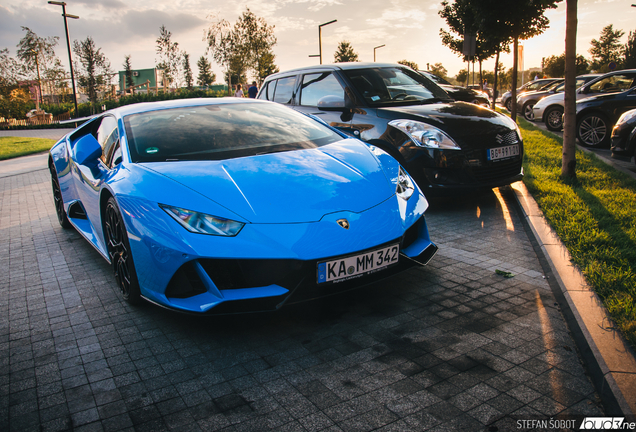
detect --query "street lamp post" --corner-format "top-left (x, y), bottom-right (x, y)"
top-left (309, 20), bottom-right (337, 64)
top-left (373, 44), bottom-right (385, 62)
top-left (48, 1), bottom-right (79, 118)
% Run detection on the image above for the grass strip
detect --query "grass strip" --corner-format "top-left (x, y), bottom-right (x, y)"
top-left (519, 118), bottom-right (636, 347)
top-left (0, 136), bottom-right (56, 160)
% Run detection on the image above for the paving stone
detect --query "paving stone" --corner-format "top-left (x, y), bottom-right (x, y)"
top-left (0, 170), bottom-right (605, 430)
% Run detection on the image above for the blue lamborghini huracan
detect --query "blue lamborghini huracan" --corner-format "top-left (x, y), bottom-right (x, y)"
top-left (49, 98), bottom-right (437, 313)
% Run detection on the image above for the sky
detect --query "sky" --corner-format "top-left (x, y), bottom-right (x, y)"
top-left (1, 0), bottom-right (635, 85)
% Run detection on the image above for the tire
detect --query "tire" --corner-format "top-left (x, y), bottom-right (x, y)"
top-left (544, 106), bottom-right (564, 131)
top-left (505, 98), bottom-right (512, 112)
top-left (522, 101), bottom-right (536, 121)
top-left (104, 197), bottom-right (141, 305)
top-left (50, 164), bottom-right (72, 229)
top-left (577, 113), bottom-right (610, 147)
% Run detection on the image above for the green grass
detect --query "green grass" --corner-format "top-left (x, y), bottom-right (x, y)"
top-left (0, 136), bottom-right (56, 160)
top-left (519, 118), bottom-right (636, 347)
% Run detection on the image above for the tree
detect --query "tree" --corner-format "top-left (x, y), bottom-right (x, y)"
top-left (72, 37), bottom-right (114, 105)
top-left (205, 16), bottom-right (239, 93)
top-left (589, 24), bottom-right (625, 72)
top-left (543, 53), bottom-right (588, 77)
top-left (234, 8), bottom-right (277, 81)
top-left (123, 55), bottom-right (134, 93)
top-left (397, 60), bottom-right (418, 70)
top-left (439, 0), bottom-right (510, 108)
top-left (205, 9), bottom-right (277, 91)
top-left (196, 56), bottom-right (215, 86)
top-left (0, 48), bottom-right (22, 87)
top-left (16, 27), bottom-right (65, 98)
top-left (623, 30), bottom-right (636, 69)
top-left (183, 52), bottom-right (193, 89)
top-left (256, 50), bottom-right (279, 83)
top-left (429, 63), bottom-right (448, 80)
top-left (156, 25), bottom-right (183, 88)
top-left (475, 0), bottom-right (562, 119)
top-left (562, 0), bottom-right (578, 179)
top-left (334, 41), bottom-right (359, 63)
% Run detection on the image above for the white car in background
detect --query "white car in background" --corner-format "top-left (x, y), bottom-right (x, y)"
top-left (534, 71), bottom-right (636, 131)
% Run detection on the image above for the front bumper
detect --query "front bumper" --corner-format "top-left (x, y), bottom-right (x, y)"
top-left (120, 192), bottom-right (436, 313)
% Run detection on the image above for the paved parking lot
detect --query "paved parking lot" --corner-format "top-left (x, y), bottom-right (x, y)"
top-left (0, 164), bottom-right (605, 431)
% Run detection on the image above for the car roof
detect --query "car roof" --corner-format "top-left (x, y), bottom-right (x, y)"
top-left (265, 62), bottom-right (412, 80)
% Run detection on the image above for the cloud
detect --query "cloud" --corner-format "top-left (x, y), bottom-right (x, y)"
top-left (365, 7), bottom-right (427, 29)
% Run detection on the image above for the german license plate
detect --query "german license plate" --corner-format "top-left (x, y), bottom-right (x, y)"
top-left (487, 144), bottom-right (519, 161)
top-left (317, 243), bottom-right (399, 284)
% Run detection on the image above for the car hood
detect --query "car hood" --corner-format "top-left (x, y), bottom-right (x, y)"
top-left (377, 102), bottom-right (518, 147)
top-left (140, 140), bottom-right (395, 224)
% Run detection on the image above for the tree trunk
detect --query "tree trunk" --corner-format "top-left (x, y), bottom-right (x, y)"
top-left (479, 59), bottom-right (483, 90)
top-left (562, 0), bottom-right (578, 179)
top-left (493, 50), bottom-right (500, 109)
top-left (511, 37), bottom-right (519, 121)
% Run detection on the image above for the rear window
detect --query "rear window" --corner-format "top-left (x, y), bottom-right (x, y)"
top-left (123, 102), bottom-right (343, 163)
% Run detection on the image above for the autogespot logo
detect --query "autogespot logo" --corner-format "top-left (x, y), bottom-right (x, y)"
top-left (579, 417), bottom-right (635, 430)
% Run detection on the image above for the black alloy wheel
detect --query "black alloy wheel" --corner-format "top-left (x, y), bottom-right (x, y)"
top-left (577, 113), bottom-right (610, 147)
top-left (523, 101), bottom-right (536, 121)
top-left (104, 197), bottom-right (141, 304)
top-left (544, 107), bottom-right (564, 131)
top-left (50, 165), bottom-right (71, 229)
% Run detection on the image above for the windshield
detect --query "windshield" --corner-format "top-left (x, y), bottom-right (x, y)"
top-left (344, 67), bottom-right (453, 107)
top-left (124, 102), bottom-right (343, 163)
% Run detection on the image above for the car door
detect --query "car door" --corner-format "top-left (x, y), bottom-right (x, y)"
top-left (73, 115), bottom-right (121, 237)
top-left (606, 88), bottom-right (636, 122)
top-left (292, 72), bottom-right (354, 134)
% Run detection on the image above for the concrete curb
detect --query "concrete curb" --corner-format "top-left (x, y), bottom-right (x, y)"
top-left (509, 181), bottom-right (636, 417)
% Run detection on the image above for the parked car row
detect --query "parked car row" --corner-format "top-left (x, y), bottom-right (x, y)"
top-left (505, 69), bottom-right (636, 153)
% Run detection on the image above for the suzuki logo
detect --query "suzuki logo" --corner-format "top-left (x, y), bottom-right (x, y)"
top-left (337, 219), bottom-right (350, 230)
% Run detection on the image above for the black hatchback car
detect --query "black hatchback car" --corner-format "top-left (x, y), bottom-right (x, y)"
top-left (418, 70), bottom-right (490, 107)
top-left (258, 63), bottom-right (523, 194)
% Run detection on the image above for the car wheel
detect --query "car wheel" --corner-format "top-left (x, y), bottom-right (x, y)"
top-left (505, 99), bottom-right (512, 112)
top-left (544, 107), bottom-right (564, 131)
top-left (577, 113), bottom-right (610, 147)
top-left (523, 101), bottom-right (536, 121)
top-left (50, 164), bottom-right (71, 229)
top-left (104, 197), bottom-right (141, 305)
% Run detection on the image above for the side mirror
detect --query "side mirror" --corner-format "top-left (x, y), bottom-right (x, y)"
top-left (74, 134), bottom-right (102, 165)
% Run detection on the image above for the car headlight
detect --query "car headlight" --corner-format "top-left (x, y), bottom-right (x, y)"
top-left (617, 109), bottom-right (636, 125)
top-left (160, 204), bottom-right (244, 236)
top-left (396, 166), bottom-right (414, 201)
top-left (389, 120), bottom-right (461, 150)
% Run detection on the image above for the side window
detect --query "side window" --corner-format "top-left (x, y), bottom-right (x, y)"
top-left (257, 80), bottom-right (274, 101)
top-left (589, 74), bottom-right (636, 94)
top-left (108, 143), bottom-right (122, 168)
top-left (273, 77), bottom-right (296, 104)
top-left (95, 115), bottom-right (119, 165)
top-left (300, 73), bottom-right (345, 107)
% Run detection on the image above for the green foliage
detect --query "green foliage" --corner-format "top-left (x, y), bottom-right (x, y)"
top-left (256, 51), bottom-right (279, 83)
top-left (624, 30), bottom-right (636, 70)
top-left (520, 118), bottom-right (636, 348)
top-left (196, 56), bottom-right (215, 86)
top-left (543, 53), bottom-right (589, 77)
top-left (73, 37), bottom-right (114, 104)
top-left (15, 27), bottom-right (66, 95)
top-left (0, 136), bottom-right (55, 160)
top-left (429, 63), bottom-right (448, 80)
top-left (0, 87), bottom-right (34, 119)
top-left (205, 8), bottom-right (277, 88)
top-left (334, 41), bottom-right (359, 63)
top-left (123, 55), bottom-right (134, 91)
top-left (589, 24), bottom-right (625, 72)
top-left (0, 48), bottom-right (22, 87)
top-left (397, 60), bottom-right (418, 70)
top-left (182, 52), bottom-right (193, 90)
top-left (156, 25), bottom-right (183, 88)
